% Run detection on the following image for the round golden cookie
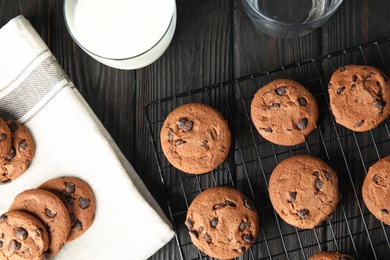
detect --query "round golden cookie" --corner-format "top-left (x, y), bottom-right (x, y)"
top-left (309, 251), bottom-right (353, 260)
top-left (0, 118), bottom-right (12, 179)
top-left (185, 186), bottom-right (259, 259)
top-left (0, 210), bottom-right (49, 260)
top-left (9, 189), bottom-right (71, 258)
top-left (38, 177), bottom-right (95, 242)
top-left (0, 121), bottom-right (35, 184)
top-left (328, 65), bottom-right (390, 132)
top-left (362, 154), bottom-right (390, 225)
top-left (269, 155), bottom-right (339, 229)
top-left (250, 79), bottom-right (318, 146)
top-left (160, 103), bottom-right (231, 174)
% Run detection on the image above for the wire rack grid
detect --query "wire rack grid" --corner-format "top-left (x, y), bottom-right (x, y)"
top-left (144, 37), bottom-right (390, 260)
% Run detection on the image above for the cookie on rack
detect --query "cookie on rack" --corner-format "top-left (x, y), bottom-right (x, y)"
top-left (38, 177), bottom-right (96, 242)
top-left (250, 78), bottom-right (319, 146)
top-left (309, 251), bottom-right (353, 260)
top-left (0, 210), bottom-right (50, 260)
top-left (362, 154), bottom-right (390, 225)
top-left (9, 188), bottom-right (71, 258)
top-left (328, 65), bottom-right (390, 132)
top-left (269, 155), bottom-right (339, 229)
top-left (160, 103), bottom-right (231, 174)
top-left (0, 121), bottom-right (35, 184)
top-left (185, 186), bottom-right (259, 259)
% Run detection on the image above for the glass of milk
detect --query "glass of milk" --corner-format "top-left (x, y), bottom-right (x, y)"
top-left (64, 0), bottom-right (176, 70)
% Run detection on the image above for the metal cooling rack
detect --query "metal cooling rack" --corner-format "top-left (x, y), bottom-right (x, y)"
top-left (144, 37), bottom-right (390, 260)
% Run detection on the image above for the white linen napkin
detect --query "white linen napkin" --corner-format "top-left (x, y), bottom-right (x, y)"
top-left (0, 15), bottom-right (174, 259)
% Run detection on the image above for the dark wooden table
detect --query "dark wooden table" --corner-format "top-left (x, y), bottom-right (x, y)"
top-left (1, 1), bottom-right (390, 259)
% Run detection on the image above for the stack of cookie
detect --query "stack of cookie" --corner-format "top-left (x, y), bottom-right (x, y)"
top-left (0, 120), bottom-right (35, 184)
top-left (0, 177), bottom-right (95, 259)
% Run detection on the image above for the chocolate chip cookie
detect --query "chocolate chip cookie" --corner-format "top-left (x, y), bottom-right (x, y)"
top-left (309, 251), bottom-right (353, 260)
top-left (160, 103), bottom-right (231, 174)
top-left (38, 177), bottom-right (95, 242)
top-left (269, 155), bottom-right (339, 229)
top-left (9, 189), bottom-right (71, 258)
top-left (0, 121), bottom-right (35, 184)
top-left (185, 186), bottom-right (259, 259)
top-left (362, 154), bottom-right (390, 225)
top-left (0, 210), bottom-right (49, 260)
top-left (328, 65), bottom-right (390, 132)
top-left (250, 79), bottom-right (319, 146)
top-left (0, 117), bottom-right (11, 164)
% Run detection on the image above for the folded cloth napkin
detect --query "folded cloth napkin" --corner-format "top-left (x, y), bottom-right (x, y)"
top-left (0, 15), bottom-right (174, 259)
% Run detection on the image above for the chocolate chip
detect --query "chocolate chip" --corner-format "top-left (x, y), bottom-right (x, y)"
top-left (6, 146), bottom-right (16, 161)
top-left (288, 192), bottom-right (297, 202)
top-left (186, 218), bottom-right (194, 230)
top-left (177, 118), bottom-right (193, 132)
top-left (298, 97), bottom-right (307, 106)
top-left (337, 87), bottom-right (346, 94)
top-left (0, 214), bottom-right (7, 222)
top-left (376, 81), bottom-right (381, 87)
top-left (198, 226), bottom-right (203, 233)
top-left (242, 234), bottom-right (254, 243)
top-left (340, 66), bottom-right (347, 72)
top-left (46, 208), bottom-right (57, 218)
top-left (313, 171), bottom-right (320, 177)
top-left (65, 182), bottom-right (76, 194)
top-left (213, 203), bottom-right (225, 210)
top-left (42, 252), bottom-right (49, 260)
top-left (200, 140), bottom-right (208, 147)
top-left (239, 221), bottom-right (250, 231)
top-left (189, 230), bottom-right (198, 239)
top-left (381, 209), bottom-right (388, 215)
top-left (379, 88), bottom-right (383, 97)
top-left (168, 129), bottom-right (173, 141)
top-left (354, 120), bottom-right (364, 128)
top-left (9, 239), bottom-right (21, 251)
top-left (204, 233), bottom-right (212, 243)
top-left (79, 197), bottom-right (90, 209)
top-left (8, 122), bottom-right (18, 132)
top-left (0, 134), bottom-right (7, 141)
top-left (225, 200), bottom-right (236, 207)
top-left (72, 219), bottom-right (83, 230)
top-left (275, 86), bottom-right (287, 95)
top-left (351, 84), bottom-right (356, 90)
top-left (244, 198), bottom-right (255, 210)
top-left (374, 100), bottom-right (385, 110)
top-left (15, 227), bottom-right (28, 240)
top-left (236, 246), bottom-right (246, 254)
top-left (0, 241), bottom-right (2, 248)
top-left (220, 146), bottom-right (225, 152)
top-left (177, 118), bottom-right (187, 129)
top-left (316, 179), bottom-right (324, 190)
top-left (210, 217), bottom-right (218, 228)
top-left (69, 213), bottom-right (75, 223)
top-left (268, 103), bottom-right (280, 110)
top-left (328, 83), bottom-right (333, 89)
top-left (352, 74), bottom-right (357, 82)
top-left (22, 248), bottom-right (30, 254)
top-left (324, 171), bottom-right (332, 180)
top-left (297, 118), bottom-right (308, 130)
top-left (298, 209), bottom-right (309, 219)
top-left (18, 140), bottom-right (28, 150)
top-left (64, 195), bottom-right (75, 206)
top-left (175, 139), bottom-right (186, 146)
top-left (261, 128), bottom-right (272, 133)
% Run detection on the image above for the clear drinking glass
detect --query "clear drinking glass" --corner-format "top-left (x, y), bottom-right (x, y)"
top-left (64, 0), bottom-right (177, 70)
top-left (241, 0), bottom-right (343, 38)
